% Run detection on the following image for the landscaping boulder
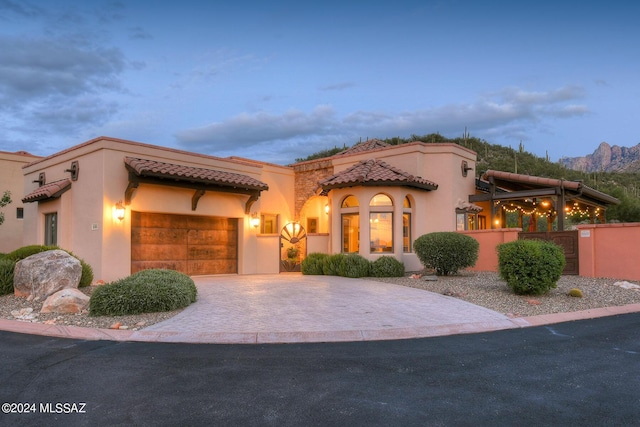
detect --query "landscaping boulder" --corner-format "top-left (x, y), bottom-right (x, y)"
top-left (41, 288), bottom-right (90, 314)
top-left (13, 250), bottom-right (82, 299)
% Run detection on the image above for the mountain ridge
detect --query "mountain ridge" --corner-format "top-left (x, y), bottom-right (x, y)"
top-left (559, 142), bottom-right (640, 172)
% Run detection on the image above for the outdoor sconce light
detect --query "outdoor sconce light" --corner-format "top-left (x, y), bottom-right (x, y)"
top-left (461, 160), bottom-right (473, 177)
top-left (325, 204), bottom-right (330, 214)
top-left (114, 200), bottom-right (125, 222)
top-left (250, 212), bottom-right (260, 229)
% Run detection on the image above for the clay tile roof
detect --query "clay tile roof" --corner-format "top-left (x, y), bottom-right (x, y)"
top-left (333, 139), bottom-right (391, 157)
top-left (482, 169), bottom-right (581, 190)
top-left (319, 159), bottom-right (438, 192)
top-left (22, 179), bottom-right (71, 203)
top-left (124, 157), bottom-right (268, 191)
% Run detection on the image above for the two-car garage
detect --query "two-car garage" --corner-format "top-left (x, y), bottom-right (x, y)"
top-left (131, 211), bottom-right (238, 276)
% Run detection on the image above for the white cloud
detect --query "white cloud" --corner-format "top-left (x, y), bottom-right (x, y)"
top-left (175, 85), bottom-right (590, 163)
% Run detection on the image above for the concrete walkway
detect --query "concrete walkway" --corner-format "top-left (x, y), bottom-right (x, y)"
top-left (2, 274), bottom-right (640, 344)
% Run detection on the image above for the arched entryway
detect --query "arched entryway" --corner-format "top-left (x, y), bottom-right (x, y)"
top-left (279, 222), bottom-right (307, 272)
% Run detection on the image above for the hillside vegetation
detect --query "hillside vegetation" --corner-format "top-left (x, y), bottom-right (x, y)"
top-left (295, 133), bottom-right (640, 223)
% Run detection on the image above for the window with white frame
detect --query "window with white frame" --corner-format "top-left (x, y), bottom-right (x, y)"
top-left (369, 194), bottom-right (393, 253)
top-left (403, 196), bottom-right (412, 252)
top-left (341, 195), bottom-right (360, 253)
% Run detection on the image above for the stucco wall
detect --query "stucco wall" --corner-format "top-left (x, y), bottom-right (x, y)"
top-left (577, 223), bottom-right (640, 281)
top-left (459, 228), bottom-right (521, 272)
top-left (21, 137), bottom-right (296, 281)
top-left (0, 151), bottom-right (42, 253)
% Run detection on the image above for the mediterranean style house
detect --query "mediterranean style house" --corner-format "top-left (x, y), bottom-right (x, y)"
top-left (1, 136), bottom-right (619, 282)
top-left (1, 137), bottom-right (477, 282)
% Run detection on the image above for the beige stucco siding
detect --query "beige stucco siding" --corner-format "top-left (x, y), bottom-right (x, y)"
top-left (21, 137), bottom-right (296, 282)
top-left (0, 151), bottom-right (42, 253)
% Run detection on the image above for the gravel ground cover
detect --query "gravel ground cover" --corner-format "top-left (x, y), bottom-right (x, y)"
top-left (1, 271), bottom-right (639, 331)
top-left (373, 270), bottom-right (640, 318)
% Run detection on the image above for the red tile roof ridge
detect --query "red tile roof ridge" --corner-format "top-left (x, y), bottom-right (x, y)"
top-left (124, 157), bottom-right (269, 190)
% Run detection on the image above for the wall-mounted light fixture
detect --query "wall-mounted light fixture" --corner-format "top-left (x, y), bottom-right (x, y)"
top-left (250, 212), bottom-right (260, 229)
top-left (325, 204), bottom-right (330, 214)
top-left (461, 160), bottom-right (473, 177)
top-left (114, 200), bottom-right (125, 221)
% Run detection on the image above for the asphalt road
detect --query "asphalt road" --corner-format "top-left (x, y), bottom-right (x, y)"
top-left (1, 313), bottom-right (639, 426)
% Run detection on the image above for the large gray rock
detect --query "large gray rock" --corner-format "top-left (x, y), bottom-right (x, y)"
top-left (14, 250), bottom-right (82, 299)
top-left (41, 288), bottom-right (90, 314)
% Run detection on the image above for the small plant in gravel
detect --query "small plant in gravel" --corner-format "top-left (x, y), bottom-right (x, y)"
top-left (497, 239), bottom-right (566, 295)
top-left (568, 288), bottom-right (583, 298)
top-left (413, 232), bottom-right (479, 276)
top-left (89, 269), bottom-right (197, 316)
top-left (338, 254), bottom-right (371, 278)
top-left (370, 256), bottom-right (405, 277)
top-left (0, 258), bottom-right (16, 296)
top-left (301, 252), bottom-right (328, 275)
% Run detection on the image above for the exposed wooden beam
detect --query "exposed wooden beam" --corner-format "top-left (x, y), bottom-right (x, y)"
top-left (192, 190), bottom-right (206, 211)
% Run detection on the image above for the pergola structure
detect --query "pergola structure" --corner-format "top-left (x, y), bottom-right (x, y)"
top-left (470, 170), bottom-right (621, 231)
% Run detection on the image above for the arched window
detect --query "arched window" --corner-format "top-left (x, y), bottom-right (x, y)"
top-left (403, 195), bottom-right (413, 252)
top-left (341, 195), bottom-right (359, 208)
top-left (341, 195), bottom-right (359, 253)
top-left (370, 193), bottom-right (392, 206)
top-left (369, 193), bottom-right (393, 253)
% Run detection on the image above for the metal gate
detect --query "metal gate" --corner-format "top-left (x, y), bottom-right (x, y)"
top-left (518, 230), bottom-right (579, 275)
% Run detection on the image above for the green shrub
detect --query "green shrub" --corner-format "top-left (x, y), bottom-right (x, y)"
top-left (370, 256), bottom-right (405, 277)
top-left (5, 245), bottom-right (94, 287)
top-left (0, 259), bottom-right (16, 296)
top-left (497, 239), bottom-right (566, 295)
top-left (89, 269), bottom-right (197, 316)
top-left (78, 259), bottom-right (94, 287)
top-left (301, 252), bottom-right (328, 275)
top-left (413, 232), bottom-right (479, 275)
top-left (4, 245), bottom-right (58, 261)
top-left (323, 253), bottom-right (346, 276)
top-left (338, 254), bottom-right (370, 278)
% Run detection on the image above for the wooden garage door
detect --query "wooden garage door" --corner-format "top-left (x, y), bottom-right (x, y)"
top-left (131, 212), bottom-right (238, 275)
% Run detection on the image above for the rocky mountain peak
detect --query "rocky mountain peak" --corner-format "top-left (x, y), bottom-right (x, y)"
top-left (559, 142), bottom-right (640, 172)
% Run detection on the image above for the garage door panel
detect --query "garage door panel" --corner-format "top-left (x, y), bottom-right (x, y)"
top-left (132, 244), bottom-right (188, 261)
top-left (188, 245), bottom-right (236, 260)
top-left (188, 229), bottom-right (238, 245)
top-left (187, 216), bottom-right (235, 229)
top-left (131, 211), bottom-right (238, 275)
top-left (132, 260), bottom-right (188, 273)
top-left (132, 228), bottom-right (188, 245)
top-left (188, 260), bottom-right (237, 276)
top-left (133, 212), bottom-right (188, 229)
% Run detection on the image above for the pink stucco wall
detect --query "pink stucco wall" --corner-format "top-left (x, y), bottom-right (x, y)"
top-left (459, 229), bottom-right (521, 272)
top-left (462, 225), bottom-right (640, 281)
top-left (577, 223), bottom-right (640, 281)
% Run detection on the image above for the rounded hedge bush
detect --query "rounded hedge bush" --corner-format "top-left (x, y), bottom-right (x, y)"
top-left (497, 239), bottom-right (566, 295)
top-left (338, 254), bottom-right (370, 278)
top-left (89, 269), bottom-right (197, 316)
top-left (413, 232), bottom-right (479, 276)
top-left (301, 252), bottom-right (328, 275)
top-left (0, 258), bottom-right (16, 296)
top-left (4, 244), bottom-right (58, 261)
top-left (323, 253), bottom-right (346, 276)
top-left (370, 256), bottom-right (405, 277)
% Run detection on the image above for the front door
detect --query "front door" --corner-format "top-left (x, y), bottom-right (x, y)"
top-left (279, 222), bottom-right (307, 272)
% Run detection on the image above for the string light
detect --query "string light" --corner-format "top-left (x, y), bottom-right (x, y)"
top-left (499, 201), bottom-right (600, 219)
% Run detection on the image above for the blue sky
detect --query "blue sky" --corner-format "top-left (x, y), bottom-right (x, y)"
top-left (1, 0), bottom-right (638, 165)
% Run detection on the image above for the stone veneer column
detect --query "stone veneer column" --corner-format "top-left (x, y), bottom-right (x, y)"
top-left (292, 160), bottom-right (334, 220)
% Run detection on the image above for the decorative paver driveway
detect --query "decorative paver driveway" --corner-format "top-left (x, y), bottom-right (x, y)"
top-left (137, 274), bottom-right (519, 343)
